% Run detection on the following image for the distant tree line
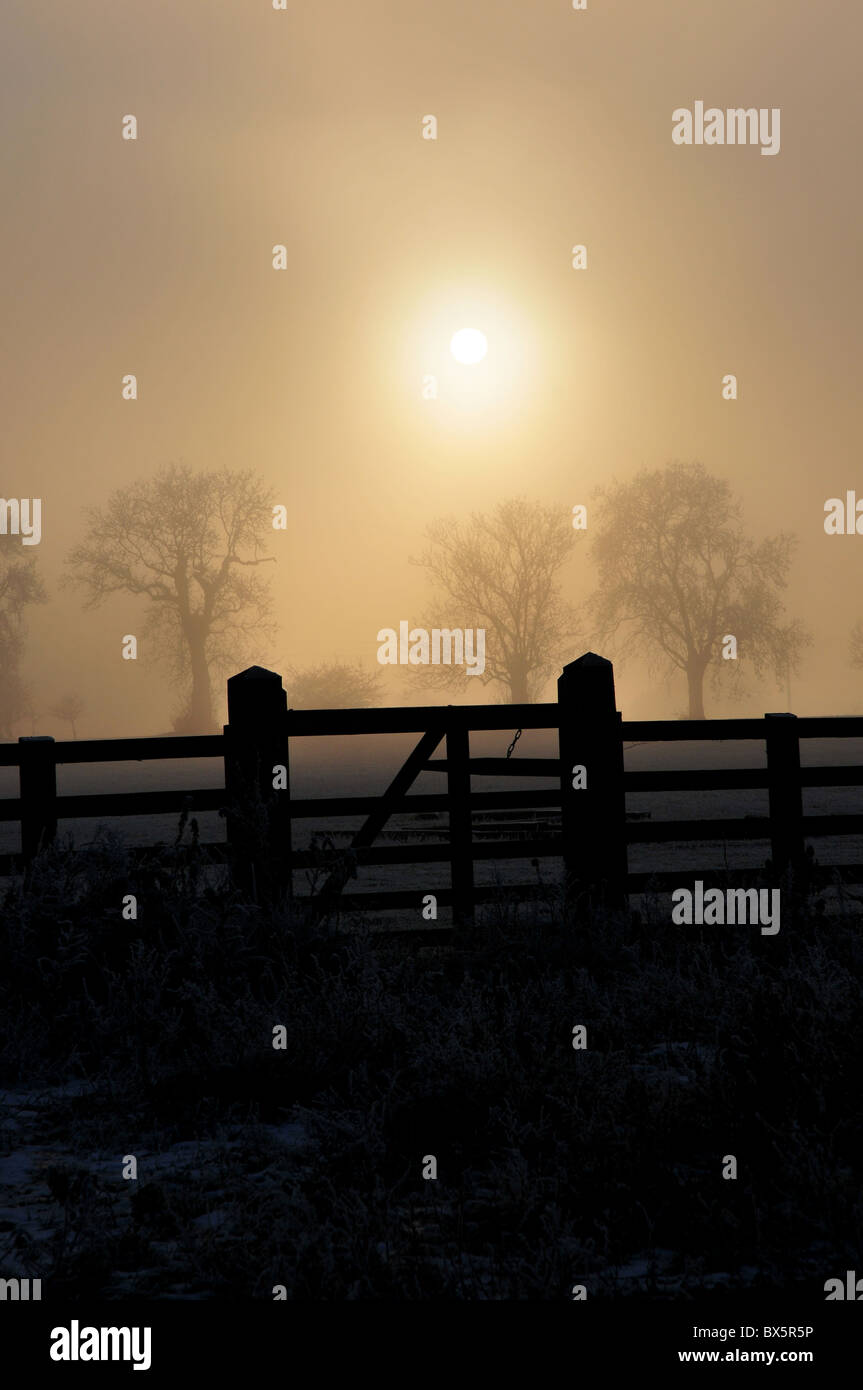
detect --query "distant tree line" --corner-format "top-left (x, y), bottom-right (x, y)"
top-left (0, 458), bottom-right (832, 736)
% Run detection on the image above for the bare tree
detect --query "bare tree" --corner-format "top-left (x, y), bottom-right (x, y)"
top-left (408, 497), bottom-right (580, 703)
top-left (67, 464), bottom-right (277, 732)
top-left (587, 462), bottom-right (810, 719)
top-left (287, 661), bottom-right (382, 709)
top-left (0, 537), bottom-right (47, 740)
top-left (49, 693), bottom-right (85, 739)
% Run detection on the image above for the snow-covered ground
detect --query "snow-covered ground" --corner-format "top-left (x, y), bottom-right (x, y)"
top-left (0, 1081), bottom-right (317, 1298)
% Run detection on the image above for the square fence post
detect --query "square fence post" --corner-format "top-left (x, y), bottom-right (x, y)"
top-left (446, 720), bottom-right (474, 928)
top-left (765, 712), bottom-right (805, 880)
top-left (558, 653), bottom-right (627, 916)
top-left (223, 666), bottom-right (291, 905)
top-left (18, 736), bottom-right (57, 866)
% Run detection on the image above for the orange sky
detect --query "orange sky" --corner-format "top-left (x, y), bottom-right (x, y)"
top-left (2, 0), bottom-right (861, 734)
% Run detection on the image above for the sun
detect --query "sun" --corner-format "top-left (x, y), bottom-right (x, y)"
top-left (450, 328), bottom-right (488, 365)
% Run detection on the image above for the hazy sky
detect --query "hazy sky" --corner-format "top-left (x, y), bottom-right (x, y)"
top-left (2, 0), bottom-right (861, 734)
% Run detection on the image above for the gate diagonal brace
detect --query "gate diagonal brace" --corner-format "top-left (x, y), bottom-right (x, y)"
top-left (313, 726), bottom-right (446, 913)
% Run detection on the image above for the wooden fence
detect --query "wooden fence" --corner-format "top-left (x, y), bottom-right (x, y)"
top-left (1, 654), bottom-right (862, 924)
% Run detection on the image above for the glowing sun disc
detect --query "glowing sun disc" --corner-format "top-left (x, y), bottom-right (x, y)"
top-left (450, 328), bottom-right (488, 364)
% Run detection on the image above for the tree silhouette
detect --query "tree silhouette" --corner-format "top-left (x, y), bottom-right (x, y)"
top-left (287, 661), bottom-right (382, 709)
top-left (49, 693), bottom-right (85, 739)
top-left (0, 537), bottom-right (47, 740)
top-left (67, 465), bottom-right (277, 732)
top-left (587, 462), bottom-right (810, 719)
top-left (408, 497), bottom-right (580, 703)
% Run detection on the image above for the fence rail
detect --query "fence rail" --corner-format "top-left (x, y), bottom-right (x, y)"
top-left (1, 655), bottom-right (862, 919)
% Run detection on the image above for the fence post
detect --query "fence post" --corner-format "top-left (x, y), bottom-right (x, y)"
top-left (765, 712), bottom-right (804, 880)
top-left (446, 718), bottom-right (474, 928)
top-left (558, 653), bottom-right (627, 915)
top-left (223, 666), bottom-right (291, 905)
top-left (19, 736), bottom-right (57, 865)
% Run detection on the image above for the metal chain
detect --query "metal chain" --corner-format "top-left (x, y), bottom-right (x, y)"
top-left (505, 728), bottom-right (522, 759)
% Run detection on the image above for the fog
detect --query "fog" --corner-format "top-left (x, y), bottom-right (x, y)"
top-left (2, 0), bottom-right (861, 738)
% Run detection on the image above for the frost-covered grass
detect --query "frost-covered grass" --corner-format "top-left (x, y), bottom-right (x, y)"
top-left (1, 827), bottom-right (861, 1298)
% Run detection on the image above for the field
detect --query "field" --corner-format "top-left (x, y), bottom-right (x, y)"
top-left (0, 732), bottom-right (861, 1299)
